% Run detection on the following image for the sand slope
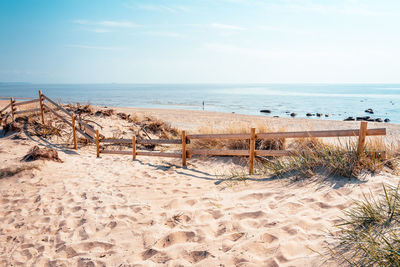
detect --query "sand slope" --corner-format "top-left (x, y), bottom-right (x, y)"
top-left (1, 132), bottom-right (399, 266)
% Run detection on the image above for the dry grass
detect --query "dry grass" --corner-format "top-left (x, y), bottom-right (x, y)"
top-left (191, 122), bottom-right (286, 150)
top-left (64, 103), bottom-right (94, 115)
top-left (330, 183), bottom-right (400, 266)
top-left (261, 138), bottom-right (398, 179)
top-left (0, 164), bottom-right (40, 179)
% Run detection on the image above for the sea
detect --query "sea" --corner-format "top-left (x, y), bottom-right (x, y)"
top-left (1, 83), bottom-right (399, 123)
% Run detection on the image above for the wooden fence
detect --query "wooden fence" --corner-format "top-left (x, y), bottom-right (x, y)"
top-left (0, 91), bottom-right (97, 147)
top-left (0, 91), bottom-right (387, 174)
top-left (96, 122), bottom-right (386, 174)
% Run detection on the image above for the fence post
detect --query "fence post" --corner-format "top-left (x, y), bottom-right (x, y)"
top-left (182, 130), bottom-right (187, 167)
top-left (71, 115), bottom-right (77, 150)
top-left (38, 90), bottom-right (45, 124)
top-left (357, 121), bottom-right (368, 156)
top-left (10, 97), bottom-right (15, 121)
top-left (96, 130), bottom-right (100, 157)
top-left (132, 135), bottom-right (136, 160)
top-left (249, 128), bottom-right (256, 174)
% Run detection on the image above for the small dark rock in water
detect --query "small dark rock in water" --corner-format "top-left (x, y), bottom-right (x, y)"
top-left (325, 114), bottom-right (330, 117)
top-left (306, 113), bottom-right (312, 117)
top-left (384, 118), bottom-right (390, 123)
top-left (273, 116), bottom-right (279, 118)
top-left (375, 118), bottom-right (383, 122)
top-left (356, 116), bottom-right (370, 121)
top-left (365, 108), bottom-right (374, 114)
top-left (367, 118), bottom-right (375, 122)
top-left (285, 111), bottom-right (291, 114)
top-left (260, 109), bottom-right (271, 113)
top-left (316, 113), bottom-right (322, 117)
top-left (290, 113), bottom-right (297, 117)
top-left (344, 117), bottom-right (355, 121)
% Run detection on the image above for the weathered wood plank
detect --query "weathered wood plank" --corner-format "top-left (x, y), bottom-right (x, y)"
top-left (42, 95), bottom-right (72, 116)
top-left (14, 108), bottom-right (41, 115)
top-left (43, 104), bottom-right (72, 127)
top-left (101, 150), bottom-right (132, 155)
top-left (72, 115), bottom-right (77, 150)
top-left (13, 99), bottom-right (40, 107)
top-left (101, 138), bottom-right (183, 145)
top-left (132, 136), bottom-right (136, 160)
top-left (101, 150), bottom-right (180, 158)
top-left (255, 150), bottom-right (295, 157)
top-left (137, 139), bottom-right (183, 145)
top-left (249, 128), bottom-right (256, 174)
top-left (182, 130), bottom-right (187, 166)
top-left (39, 90), bottom-right (45, 124)
top-left (187, 133), bottom-right (251, 140)
top-left (188, 149), bottom-right (249, 156)
top-left (76, 118), bottom-right (96, 135)
top-left (0, 103), bottom-right (11, 113)
top-left (136, 151), bottom-right (181, 158)
top-left (257, 128), bottom-right (385, 139)
top-left (101, 138), bottom-right (132, 144)
top-left (44, 103), bottom-right (95, 143)
top-left (357, 122), bottom-right (368, 155)
top-left (81, 123), bottom-right (96, 138)
top-left (96, 130), bottom-right (100, 157)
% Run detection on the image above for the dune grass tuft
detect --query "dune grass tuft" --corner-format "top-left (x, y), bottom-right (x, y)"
top-left (331, 183), bottom-right (400, 266)
top-left (261, 138), bottom-right (397, 179)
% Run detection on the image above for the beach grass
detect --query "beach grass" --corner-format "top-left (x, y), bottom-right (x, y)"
top-left (331, 183), bottom-right (400, 266)
top-left (260, 138), bottom-right (397, 179)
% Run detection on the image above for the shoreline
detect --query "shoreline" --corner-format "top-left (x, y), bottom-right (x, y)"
top-left (1, 99), bottom-right (399, 137)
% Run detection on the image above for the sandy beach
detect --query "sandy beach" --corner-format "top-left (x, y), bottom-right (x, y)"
top-left (1, 104), bottom-right (400, 266)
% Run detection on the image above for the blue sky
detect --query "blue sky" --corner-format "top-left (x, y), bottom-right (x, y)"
top-left (0, 0), bottom-right (399, 83)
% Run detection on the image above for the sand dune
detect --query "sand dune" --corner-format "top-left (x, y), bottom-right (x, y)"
top-left (1, 108), bottom-right (399, 266)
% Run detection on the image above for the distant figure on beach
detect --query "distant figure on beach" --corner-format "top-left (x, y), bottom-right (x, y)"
top-left (202, 101), bottom-right (205, 111)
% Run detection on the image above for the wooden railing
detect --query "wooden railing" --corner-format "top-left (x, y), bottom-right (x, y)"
top-left (96, 122), bottom-right (386, 174)
top-left (0, 97), bottom-right (40, 125)
top-left (0, 91), bottom-right (387, 175)
top-left (0, 91), bottom-right (98, 148)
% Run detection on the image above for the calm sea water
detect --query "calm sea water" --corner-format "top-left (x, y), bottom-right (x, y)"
top-left (1, 83), bottom-right (399, 123)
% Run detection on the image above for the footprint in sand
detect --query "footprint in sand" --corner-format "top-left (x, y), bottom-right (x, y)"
top-left (75, 241), bottom-right (114, 252)
top-left (233, 210), bottom-right (266, 220)
top-left (154, 231), bottom-right (196, 248)
top-left (260, 233), bottom-right (278, 243)
top-left (185, 250), bottom-right (212, 264)
top-left (239, 192), bottom-right (274, 201)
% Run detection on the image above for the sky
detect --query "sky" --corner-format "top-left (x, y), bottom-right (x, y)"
top-left (0, 0), bottom-right (399, 83)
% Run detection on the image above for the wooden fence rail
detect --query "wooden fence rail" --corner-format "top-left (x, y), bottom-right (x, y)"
top-left (0, 91), bottom-right (388, 175)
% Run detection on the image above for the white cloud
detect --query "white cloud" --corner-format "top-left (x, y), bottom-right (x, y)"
top-left (135, 4), bottom-right (187, 13)
top-left (145, 31), bottom-right (185, 38)
top-left (73, 20), bottom-right (137, 28)
top-left (210, 23), bottom-right (245, 31)
top-left (66, 44), bottom-right (122, 51)
top-left (282, 3), bottom-right (383, 16)
top-left (98, 21), bottom-right (136, 28)
top-left (91, 28), bottom-right (110, 33)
